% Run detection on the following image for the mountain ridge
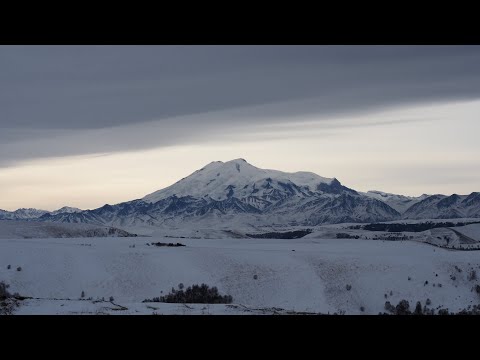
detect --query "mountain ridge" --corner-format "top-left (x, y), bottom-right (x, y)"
top-left (2, 159), bottom-right (479, 227)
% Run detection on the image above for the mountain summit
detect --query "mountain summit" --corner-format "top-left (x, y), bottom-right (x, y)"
top-left (143, 158), bottom-right (335, 205)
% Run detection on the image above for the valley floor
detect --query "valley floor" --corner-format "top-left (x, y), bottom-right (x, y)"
top-left (2, 235), bottom-right (480, 315)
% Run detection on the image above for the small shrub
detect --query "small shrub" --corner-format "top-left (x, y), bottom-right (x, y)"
top-left (468, 270), bottom-right (477, 281)
top-left (253, 275), bottom-right (258, 280)
top-left (438, 283), bottom-right (442, 288)
top-left (384, 293), bottom-right (388, 299)
top-left (346, 284), bottom-right (352, 291)
top-left (81, 291), bottom-right (85, 298)
top-left (408, 276), bottom-right (411, 281)
top-left (178, 283), bottom-right (184, 290)
top-left (414, 301), bottom-right (423, 315)
top-left (390, 290), bottom-right (393, 296)
top-left (395, 300), bottom-right (411, 315)
top-left (16, 266), bottom-right (22, 272)
top-left (360, 306), bottom-right (365, 312)
top-left (384, 301), bottom-right (395, 313)
top-left (151, 242), bottom-right (186, 247)
top-left (109, 296), bottom-right (114, 302)
top-left (424, 280), bottom-right (428, 286)
top-left (475, 285), bottom-right (480, 294)
top-left (336, 233), bottom-right (360, 239)
top-left (0, 281), bottom-right (11, 299)
top-left (7, 265), bottom-right (11, 270)
top-left (426, 298), bottom-right (431, 306)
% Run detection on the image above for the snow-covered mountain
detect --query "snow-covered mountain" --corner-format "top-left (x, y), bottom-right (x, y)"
top-left (0, 206), bottom-right (81, 221)
top-left (0, 208), bottom-right (49, 220)
top-left (49, 206), bottom-right (82, 215)
top-left (143, 159), bottom-right (335, 205)
top-left (403, 192), bottom-right (480, 220)
top-left (39, 159), bottom-right (402, 227)
top-left (362, 190), bottom-right (430, 213)
top-left (3, 159), bottom-right (479, 228)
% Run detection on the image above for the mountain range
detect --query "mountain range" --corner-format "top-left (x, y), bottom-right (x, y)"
top-left (1, 159), bottom-right (479, 227)
top-left (0, 206), bottom-right (81, 221)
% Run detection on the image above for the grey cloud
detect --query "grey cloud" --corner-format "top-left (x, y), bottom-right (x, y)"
top-left (1, 45), bottom-right (480, 165)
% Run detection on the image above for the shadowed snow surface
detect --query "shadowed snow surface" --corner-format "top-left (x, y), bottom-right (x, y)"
top-left (2, 235), bottom-right (480, 315)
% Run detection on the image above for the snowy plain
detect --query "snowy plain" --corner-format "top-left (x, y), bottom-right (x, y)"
top-left (2, 229), bottom-right (480, 315)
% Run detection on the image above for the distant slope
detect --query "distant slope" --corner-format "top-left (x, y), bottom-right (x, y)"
top-left (0, 208), bottom-right (49, 220)
top-left (403, 193), bottom-right (480, 219)
top-left (0, 206), bottom-right (82, 221)
top-left (448, 223), bottom-right (480, 242)
top-left (362, 190), bottom-right (429, 213)
top-left (0, 220), bottom-right (136, 239)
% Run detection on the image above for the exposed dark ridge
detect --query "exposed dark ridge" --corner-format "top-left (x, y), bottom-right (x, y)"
top-left (317, 178), bottom-right (358, 195)
top-left (246, 229), bottom-right (313, 239)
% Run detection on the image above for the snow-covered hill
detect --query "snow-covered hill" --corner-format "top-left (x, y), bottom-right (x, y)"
top-left (2, 235), bottom-right (479, 315)
top-left (0, 220), bottom-right (136, 239)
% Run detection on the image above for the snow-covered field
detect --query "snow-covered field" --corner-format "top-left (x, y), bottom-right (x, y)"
top-left (2, 234), bottom-right (480, 315)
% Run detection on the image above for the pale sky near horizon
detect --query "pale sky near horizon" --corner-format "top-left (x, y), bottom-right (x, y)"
top-left (1, 46), bottom-right (480, 211)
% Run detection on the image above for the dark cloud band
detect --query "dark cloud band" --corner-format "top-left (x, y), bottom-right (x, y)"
top-left (1, 45), bottom-right (480, 165)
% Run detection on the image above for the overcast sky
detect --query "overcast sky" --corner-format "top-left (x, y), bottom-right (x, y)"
top-left (1, 45), bottom-right (479, 210)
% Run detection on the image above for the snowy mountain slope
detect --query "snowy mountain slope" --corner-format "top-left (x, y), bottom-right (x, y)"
top-left (0, 206), bottom-right (82, 221)
top-left (0, 208), bottom-right (49, 220)
top-left (143, 159), bottom-right (335, 204)
top-left (50, 206), bottom-right (82, 215)
top-left (362, 190), bottom-right (429, 213)
top-left (403, 193), bottom-right (480, 219)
